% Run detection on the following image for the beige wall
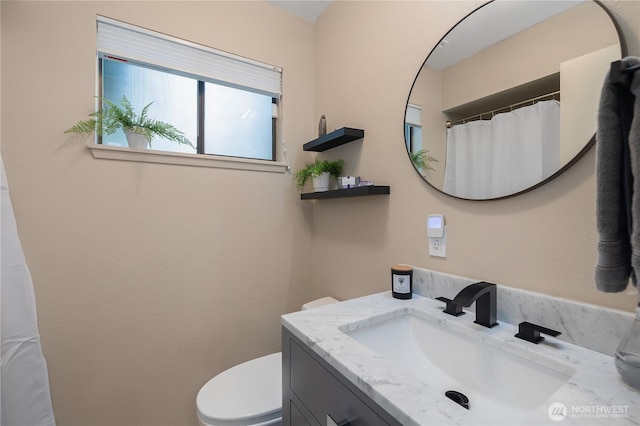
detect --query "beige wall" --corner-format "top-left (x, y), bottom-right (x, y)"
top-left (312, 0), bottom-right (640, 311)
top-left (1, 1), bottom-right (314, 425)
top-left (2, 1), bottom-right (640, 425)
top-left (561, 44), bottom-right (621, 164)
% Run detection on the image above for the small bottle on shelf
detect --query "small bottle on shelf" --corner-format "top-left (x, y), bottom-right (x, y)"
top-left (318, 115), bottom-right (326, 137)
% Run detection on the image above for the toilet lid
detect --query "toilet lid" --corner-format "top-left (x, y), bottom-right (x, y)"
top-left (197, 352), bottom-right (282, 425)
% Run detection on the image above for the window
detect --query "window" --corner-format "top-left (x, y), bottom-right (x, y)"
top-left (96, 16), bottom-right (282, 161)
top-left (101, 59), bottom-right (198, 153)
top-left (405, 103), bottom-right (423, 153)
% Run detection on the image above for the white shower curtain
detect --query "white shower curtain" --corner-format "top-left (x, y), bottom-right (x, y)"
top-left (443, 100), bottom-right (560, 199)
top-left (1, 156), bottom-right (56, 426)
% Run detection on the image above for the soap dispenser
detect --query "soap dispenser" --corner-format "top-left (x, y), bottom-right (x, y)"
top-left (615, 299), bottom-right (640, 390)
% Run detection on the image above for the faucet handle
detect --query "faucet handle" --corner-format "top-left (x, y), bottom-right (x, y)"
top-left (435, 297), bottom-right (465, 317)
top-left (515, 321), bottom-right (561, 344)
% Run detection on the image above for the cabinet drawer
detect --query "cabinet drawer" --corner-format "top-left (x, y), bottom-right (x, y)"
top-left (289, 338), bottom-right (389, 426)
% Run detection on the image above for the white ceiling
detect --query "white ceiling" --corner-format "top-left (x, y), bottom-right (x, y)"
top-left (267, 0), bottom-right (332, 22)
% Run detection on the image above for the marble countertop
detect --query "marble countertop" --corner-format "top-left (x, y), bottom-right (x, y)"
top-left (282, 292), bottom-right (639, 425)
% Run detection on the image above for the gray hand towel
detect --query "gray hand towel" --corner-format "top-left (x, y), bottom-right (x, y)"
top-left (628, 59), bottom-right (640, 286)
top-left (595, 57), bottom-right (640, 292)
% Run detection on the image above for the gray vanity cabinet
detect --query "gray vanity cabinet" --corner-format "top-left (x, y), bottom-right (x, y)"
top-left (282, 327), bottom-right (402, 426)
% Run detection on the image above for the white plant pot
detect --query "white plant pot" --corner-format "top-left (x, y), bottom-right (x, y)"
top-left (312, 172), bottom-right (331, 192)
top-left (124, 129), bottom-right (149, 149)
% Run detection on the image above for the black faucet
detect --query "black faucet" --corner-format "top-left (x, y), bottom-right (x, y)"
top-left (437, 282), bottom-right (498, 328)
top-left (515, 322), bottom-right (561, 344)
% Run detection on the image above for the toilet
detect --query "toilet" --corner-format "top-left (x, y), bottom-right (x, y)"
top-left (196, 297), bottom-right (339, 426)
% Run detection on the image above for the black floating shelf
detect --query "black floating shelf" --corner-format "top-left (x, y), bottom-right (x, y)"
top-left (303, 127), bottom-right (364, 152)
top-left (301, 185), bottom-right (390, 200)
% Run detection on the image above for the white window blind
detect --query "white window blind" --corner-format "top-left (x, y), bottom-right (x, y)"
top-left (96, 16), bottom-right (282, 98)
top-left (406, 103), bottom-right (422, 126)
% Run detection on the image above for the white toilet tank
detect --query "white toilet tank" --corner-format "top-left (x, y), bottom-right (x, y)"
top-left (301, 296), bottom-right (339, 310)
top-left (196, 297), bottom-right (339, 426)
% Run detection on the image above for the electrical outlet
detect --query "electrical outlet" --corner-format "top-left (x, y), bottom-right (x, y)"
top-left (429, 226), bottom-right (446, 257)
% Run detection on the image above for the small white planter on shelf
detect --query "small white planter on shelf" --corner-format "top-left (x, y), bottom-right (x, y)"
top-left (312, 172), bottom-right (330, 192)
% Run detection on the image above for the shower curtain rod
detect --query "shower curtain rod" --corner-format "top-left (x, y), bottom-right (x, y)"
top-left (445, 90), bottom-right (560, 128)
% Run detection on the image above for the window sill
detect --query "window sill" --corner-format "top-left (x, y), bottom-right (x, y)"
top-left (87, 144), bottom-right (289, 173)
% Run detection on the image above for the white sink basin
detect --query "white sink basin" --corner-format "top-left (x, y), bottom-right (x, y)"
top-left (343, 312), bottom-right (576, 421)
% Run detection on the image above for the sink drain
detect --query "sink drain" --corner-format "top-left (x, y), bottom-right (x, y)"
top-left (445, 390), bottom-right (469, 409)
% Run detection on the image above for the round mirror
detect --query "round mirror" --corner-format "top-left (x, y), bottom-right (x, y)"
top-left (405, 0), bottom-right (623, 200)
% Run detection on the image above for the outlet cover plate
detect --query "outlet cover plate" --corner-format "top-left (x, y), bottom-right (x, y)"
top-left (429, 226), bottom-right (446, 257)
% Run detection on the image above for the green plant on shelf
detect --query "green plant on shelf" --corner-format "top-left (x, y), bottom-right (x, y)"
top-left (293, 159), bottom-right (344, 192)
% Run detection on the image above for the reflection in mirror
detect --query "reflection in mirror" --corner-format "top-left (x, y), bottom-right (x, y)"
top-left (405, 0), bottom-right (622, 200)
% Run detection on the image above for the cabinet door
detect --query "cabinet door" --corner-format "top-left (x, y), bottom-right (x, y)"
top-left (284, 329), bottom-right (401, 426)
top-left (289, 399), bottom-right (312, 426)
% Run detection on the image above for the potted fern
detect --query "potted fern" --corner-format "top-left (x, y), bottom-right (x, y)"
top-left (65, 95), bottom-right (194, 149)
top-left (294, 159), bottom-right (344, 192)
top-left (411, 149), bottom-right (438, 172)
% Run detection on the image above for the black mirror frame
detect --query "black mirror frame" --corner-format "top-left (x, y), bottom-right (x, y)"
top-left (404, 0), bottom-right (627, 201)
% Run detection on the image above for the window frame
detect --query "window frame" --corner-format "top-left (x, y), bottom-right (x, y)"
top-left (90, 16), bottom-right (287, 173)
